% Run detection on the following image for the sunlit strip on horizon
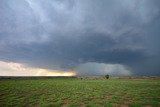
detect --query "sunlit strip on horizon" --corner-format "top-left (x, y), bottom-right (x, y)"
top-left (0, 61), bottom-right (76, 76)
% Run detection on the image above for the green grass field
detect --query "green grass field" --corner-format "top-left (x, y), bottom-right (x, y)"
top-left (0, 78), bottom-right (160, 107)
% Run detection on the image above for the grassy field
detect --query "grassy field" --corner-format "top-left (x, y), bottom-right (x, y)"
top-left (0, 78), bottom-right (160, 107)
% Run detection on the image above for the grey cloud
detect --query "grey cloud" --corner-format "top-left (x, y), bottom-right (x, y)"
top-left (0, 0), bottom-right (160, 75)
top-left (75, 62), bottom-right (131, 76)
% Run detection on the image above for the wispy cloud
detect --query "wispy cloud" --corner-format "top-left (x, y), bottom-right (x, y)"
top-left (0, 61), bottom-right (75, 76)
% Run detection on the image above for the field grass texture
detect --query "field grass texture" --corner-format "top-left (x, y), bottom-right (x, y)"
top-left (0, 78), bottom-right (160, 107)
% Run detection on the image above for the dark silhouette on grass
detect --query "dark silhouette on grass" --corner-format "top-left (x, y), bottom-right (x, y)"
top-left (105, 75), bottom-right (109, 79)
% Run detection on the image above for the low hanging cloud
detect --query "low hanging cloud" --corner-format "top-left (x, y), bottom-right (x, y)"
top-left (75, 62), bottom-right (131, 76)
top-left (0, 0), bottom-right (160, 76)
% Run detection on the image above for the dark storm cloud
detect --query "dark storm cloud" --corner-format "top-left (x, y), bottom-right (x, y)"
top-left (0, 0), bottom-right (160, 75)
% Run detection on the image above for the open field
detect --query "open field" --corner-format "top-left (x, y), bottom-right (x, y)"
top-left (0, 77), bottom-right (160, 107)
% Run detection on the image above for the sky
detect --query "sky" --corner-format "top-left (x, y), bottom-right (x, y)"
top-left (0, 0), bottom-right (160, 76)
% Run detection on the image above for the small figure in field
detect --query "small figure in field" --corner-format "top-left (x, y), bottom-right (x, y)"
top-left (105, 74), bottom-right (109, 79)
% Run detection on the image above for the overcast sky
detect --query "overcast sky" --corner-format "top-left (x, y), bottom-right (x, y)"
top-left (0, 0), bottom-right (160, 76)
